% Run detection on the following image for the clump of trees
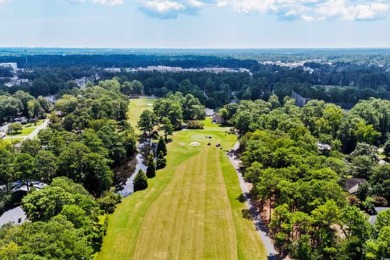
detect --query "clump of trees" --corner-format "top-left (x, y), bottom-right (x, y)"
top-left (231, 96), bottom-right (390, 258)
top-left (0, 78), bottom-right (140, 259)
top-left (0, 177), bottom-right (106, 259)
top-left (153, 92), bottom-right (205, 130)
top-left (0, 79), bottom-right (137, 214)
top-left (0, 90), bottom-right (47, 124)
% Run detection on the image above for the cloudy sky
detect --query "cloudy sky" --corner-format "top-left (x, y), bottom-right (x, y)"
top-left (0, 0), bottom-right (389, 48)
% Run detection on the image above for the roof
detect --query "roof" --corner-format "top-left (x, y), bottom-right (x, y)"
top-left (205, 108), bottom-right (214, 117)
top-left (345, 178), bottom-right (367, 194)
top-left (0, 206), bottom-right (27, 228)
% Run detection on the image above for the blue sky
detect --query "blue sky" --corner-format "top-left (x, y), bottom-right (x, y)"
top-left (0, 0), bottom-right (389, 48)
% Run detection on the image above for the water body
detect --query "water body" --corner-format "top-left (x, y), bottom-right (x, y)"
top-left (117, 144), bottom-right (148, 197)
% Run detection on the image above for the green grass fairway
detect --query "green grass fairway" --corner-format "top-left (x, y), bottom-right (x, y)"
top-left (127, 97), bottom-right (156, 133)
top-left (97, 119), bottom-right (266, 260)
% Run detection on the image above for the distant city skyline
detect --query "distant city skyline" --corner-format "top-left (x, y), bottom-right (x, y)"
top-left (0, 0), bottom-right (389, 48)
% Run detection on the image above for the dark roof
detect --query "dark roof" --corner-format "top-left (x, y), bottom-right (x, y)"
top-left (345, 178), bottom-right (367, 191)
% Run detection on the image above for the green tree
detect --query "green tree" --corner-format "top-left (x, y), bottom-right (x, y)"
top-left (161, 117), bottom-right (173, 140)
top-left (0, 216), bottom-right (93, 259)
top-left (133, 170), bottom-right (148, 192)
top-left (20, 139), bottom-right (41, 157)
top-left (268, 94), bottom-right (281, 109)
top-left (138, 110), bottom-right (157, 135)
top-left (58, 142), bottom-right (91, 182)
top-left (97, 187), bottom-right (121, 213)
top-left (156, 151), bottom-right (167, 169)
top-left (81, 153), bottom-right (113, 197)
top-left (13, 90), bottom-right (34, 117)
top-left (146, 159), bottom-right (156, 178)
top-left (8, 122), bottom-right (22, 134)
top-left (157, 136), bottom-right (167, 156)
top-left (0, 148), bottom-right (14, 193)
top-left (14, 153), bottom-right (35, 192)
top-left (35, 150), bottom-right (58, 182)
top-left (0, 96), bottom-right (23, 123)
top-left (339, 206), bottom-right (371, 259)
top-left (27, 99), bottom-right (44, 119)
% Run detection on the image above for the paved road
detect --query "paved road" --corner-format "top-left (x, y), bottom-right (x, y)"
top-left (228, 141), bottom-right (278, 259)
top-left (26, 119), bottom-right (49, 140)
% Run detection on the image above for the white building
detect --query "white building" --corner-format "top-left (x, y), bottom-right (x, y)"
top-left (0, 62), bottom-right (18, 71)
top-left (0, 206), bottom-right (27, 228)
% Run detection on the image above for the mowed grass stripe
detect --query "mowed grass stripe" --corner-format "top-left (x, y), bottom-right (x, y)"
top-left (132, 147), bottom-right (208, 259)
top-left (204, 146), bottom-right (237, 259)
top-left (96, 144), bottom-right (200, 259)
top-left (98, 127), bottom-right (267, 260)
top-left (219, 151), bottom-right (266, 260)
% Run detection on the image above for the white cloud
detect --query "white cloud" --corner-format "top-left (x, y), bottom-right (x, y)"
top-left (67, 0), bottom-right (124, 5)
top-left (137, 0), bottom-right (390, 21)
top-left (225, 0), bottom-right (390, 21)
top-left (138, 0), bottom-right (217, 18)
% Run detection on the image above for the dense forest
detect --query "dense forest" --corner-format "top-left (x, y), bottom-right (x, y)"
top-left (1, 52), bottom-right (390, 109)
top-left (220, 96), bottom-right (390, 259)
top-left (0, 80), bottom-right (135, 258)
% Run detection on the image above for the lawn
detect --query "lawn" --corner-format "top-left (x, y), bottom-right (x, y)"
top-left (5, 120), bottom-right (45, 138)
top-left (127, 97), bottom-right (156, 133)
top-left (97, 121), bottom-right (266, 259)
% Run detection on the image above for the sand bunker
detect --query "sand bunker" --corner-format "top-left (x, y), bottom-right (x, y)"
top-left (189, 142), bottom-right (201, 147)
top-left (147, 103), bottom-right (153, 106)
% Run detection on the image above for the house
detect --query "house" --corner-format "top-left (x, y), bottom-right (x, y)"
top-left (104, 68), bottom-right (121, 73)
top-left (344, 178), bottom-right (367, 194)
top-left (317, 142), bottom-right (331, 151)
top-left (0, 206), bottom-right (27, 228)
top-left (14, 116), bottom-right (28, 124)
top-left (212, 114), bottom-right (224, 124)
top-left (205, 108), bottom-right (214, 117)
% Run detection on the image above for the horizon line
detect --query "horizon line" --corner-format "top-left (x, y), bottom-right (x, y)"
top-left (1, 47), bottom-right (390, 50)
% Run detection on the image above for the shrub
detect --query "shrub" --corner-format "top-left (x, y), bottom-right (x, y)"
top-left (133, 170), bottom-right (148, 192)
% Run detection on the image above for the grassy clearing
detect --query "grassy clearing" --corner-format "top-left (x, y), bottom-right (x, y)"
top-left (97, 122), bottom-right (266, 259)
top-left (4, 120), bottom-right (45, 138)
top-left (127, 97), bottom-right (156, 133)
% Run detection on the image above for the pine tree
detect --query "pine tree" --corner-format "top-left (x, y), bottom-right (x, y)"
top-left (146, 159), bottom-right (156, 178)
top-left (156, 151), bottom-right (167, 169)
top-left (133, 170), bottom-right (148, 191)
top-left (157, 136), bottom-right (167, 156)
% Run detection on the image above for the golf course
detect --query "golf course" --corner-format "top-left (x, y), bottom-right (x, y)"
top-left (97, 98), bottom-right (266, 260)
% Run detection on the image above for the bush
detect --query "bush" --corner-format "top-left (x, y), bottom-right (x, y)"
top-left (98, 188), bottom-right (122, 213)
top-left (187, 120), bottom-right (204, 129)
top-left (133, 170), bottom-right (148, 192)
top-left (8, 122), bottom-right (23, 134)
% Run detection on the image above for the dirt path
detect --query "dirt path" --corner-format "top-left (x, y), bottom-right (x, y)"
top-left (228, 141), bottom-right (278, 259)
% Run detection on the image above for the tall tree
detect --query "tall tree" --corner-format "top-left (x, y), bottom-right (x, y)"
top-left (146, 159), bottom-right (156, 178)
top-left (14, 153), bottom-right (36, 191)
top-left (0, 148), bottom-right (14, 193)
top-left (138, 110), bottom-right (157, 135)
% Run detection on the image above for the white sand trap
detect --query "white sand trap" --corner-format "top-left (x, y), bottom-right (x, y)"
top-left (147, 103), bottom-right (153, 106)
top-left (189, 142), bottom-right (201, 146)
